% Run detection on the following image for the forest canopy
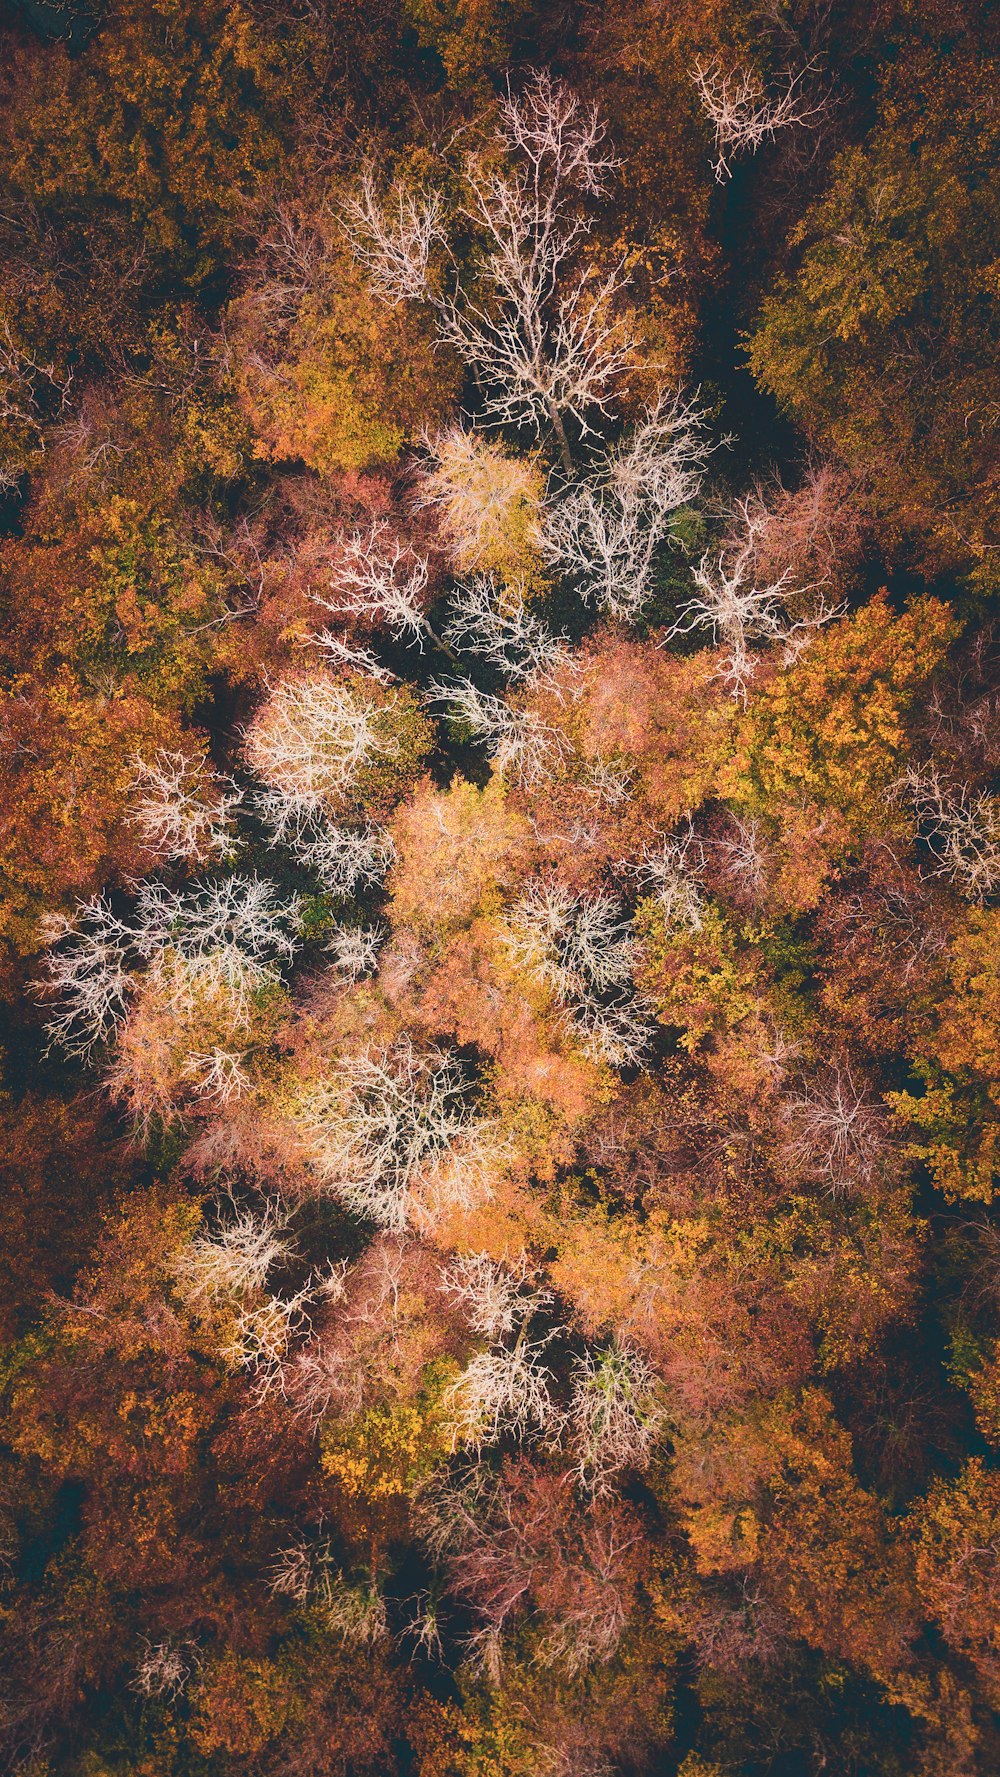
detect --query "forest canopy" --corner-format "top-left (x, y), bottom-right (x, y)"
top-left (1, 3), bottom-right (999, 1775)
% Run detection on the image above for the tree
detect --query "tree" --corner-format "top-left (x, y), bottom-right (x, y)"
top-left (691, 58), bottom-right (827, 182)
top-left (747, 43), bottom-right (1000, 579)
top-left (127, 747), bottom-right (241, 867)
top-left (230, 188), bottom-right (460, 473)
top-left (294, 1037), bottom-right (497, 1230)
top-left (416, 426), bottom-right (545, 579)
top-left (912, 1459), bottom-right (1000, 1705)
top-left (542, 390), bottom-right (710, 618)
top-left (345, 72), bottom-right (637, 468)
top-left (670, 494), bottom-right (840, 700)
top-left (243, 671), bottom-right (433, 828)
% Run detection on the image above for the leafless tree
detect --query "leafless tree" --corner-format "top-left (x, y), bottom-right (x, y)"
top-left (430, 678), bottom-right (571, 786)
top-left (896, 766), bottom-right (1000, 903)
top-left (446, 1334), bottom-right (559, 1452)
top-left (669, 495), bottom-right (840, 700)
top-left (341, 172), bottom-right (447, 306)
top-left (40, 898), bottom-right (135, 1059)
top-left (243, 674), bottom-right (387, 824)
top-left (315, 520), bottom-right (432, 646)
top-left (132, 1638), bottom-right (194, 1701)
top-left (443, 574), bottom-right (575, 683)
top-left (779, 1065), bottom-right (891, 1198)
top-left (710, 814), bottom-right (769, 907)
top-left (271, 1536), bottom-right (388, 1642)
top-left (542, 392), bottom-right (710, 619)
top-left (503, 881), bottom-right (652, 1068)
top-left (309, 631), bottom-right (397, 685)
top-left (179, 1046), bottom-right (253, 1105)
top-left (634, 827), bottom-right (707, 931)
top-left (567, 1339), bottom-right (666, 1494)
top-left (170, 1198), bottom-right (294, 1306)
top-left (325, 923), bottom-right (384, 980)
top-left (42, 875), bottom-right (302, 1064)
top-left (692, 58), bottom-right (828, 181)
top-left (127, 749), bottom-right (242, 866)
top-left (345, 73), bottom-right (635, 468)
top-left (441, 1252), bottom-right (551, 1340)
top-left (130, 875), bottom-right (303, 968)
top-left (296, 1036), bottom-right (495, 1229)
top-left (255, 806), bottom-right (396, 897)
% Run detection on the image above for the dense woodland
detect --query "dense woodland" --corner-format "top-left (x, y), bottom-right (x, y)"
top-left (0, 1), bottom-right (999, 1771)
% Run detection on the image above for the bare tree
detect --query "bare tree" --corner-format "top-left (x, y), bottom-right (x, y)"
top-left (443, 574), bottom-right (575, 683)
top-left (40, 898), bottom-right (135, 1059)
top-left (309, 631), bottom-right (397, 685)
top-left (542, 392), bottom-right (710, 618)
top-left (634, 827), bottom-right (707, 932)
top-left (341, 172), bottom-right (446, 306)
top-left (315, 520), bottom-right (432, 647)
top-left (345, 73), bottom-right (635, 468)
top-left (446, 1334), bottom-right (558, 1452)
top-left (502, 882), bottom-right (651, 1065)
top-left (670, 495), bottom-right (840, 700)
top-left (170, 1198), bottom-right (294, 1306)
top-left (243, 674), bottom-right (387, 823)
top-left (253, 799), bottom-right (396, 897)
top-left (441, 1252), bottom-right (551, 1340)
top-left (896, 766), bottom-right (1000, 903)
top-left (132, 1639), bottom-right (194, 1701)
top-left (130, 875), bottom-right (303, 969)
top-left (709, 814), bottom-right (769, 907)
top-left (270, 1535), bottom-right (389, 1642)
top-left (779, 1065), bottom-right (891, 1198)
top-left (430, 678), bottom-right (571, 786)
top-left (325, 923), bottom-right (384, 980)
top-left (127, 749), bottom-right (242, 866)
top-left (567, 1339), bottom-right (666, 1494)
top-left (41, 867), bottom-right (301, 1059)
top-left (692, 58), bottom-right (828, 181)
top-left (296, 1036), bottom-right (495, 1229)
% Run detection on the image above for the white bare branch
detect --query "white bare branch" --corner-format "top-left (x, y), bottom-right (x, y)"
top-left (39, 899), bottom-right (135, 1059)
top-left (633, 827), bottom-right (707, 932)
top-left (172, 1198), bottom-right (293, 1306)
top-left (270, 1537), bottom-right (388, 1642)
top-left (670, 495), bottom-right (840, 700)
top-left (568, 1339), bottom-right (666, 1493)
top-left (341, 171), bottom-right (446, 305)
top-left (503, 882), bottom-right (652, 1068)
top-left (542, 393), bottom-right (711, 618)
top-left (440, 1252), bottom-right (551, 1341)
top-left (41, 875), bottom-right (302, 1063)
top-left (132, 1638), bottom-right (194, 1701)
top-left (127, 749), bottom-right (242, 866)
top-left (780, 1065), bottom-right (891, 1198)
top-left (296, 1036), bottom-right (494, 1230)
top-left (446, 1336), bottom-right (558, 1452)
top-left (309, 631), bottom-right (397, 685)
top-left (346, 74), bottom-right (634, 460)
top-left (692, 58), bottom-right (828, 181)
top-left (243, 674), bottom-right (387, 823)
top-left (430, 677), bottom-right (571, 786)
top-left (443, 574), bottom-right (575, 683)
top-left (325, 923), bottom-right (384, 980)
top-left (895, 766), bottom-right (1000, 904)
top-left (315, 521), bottom-right (431, 647)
